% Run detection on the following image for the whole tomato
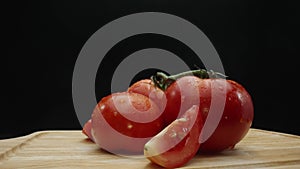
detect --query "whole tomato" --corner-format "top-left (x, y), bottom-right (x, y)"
top-left (199, 79), bottom-right (254, 152)
top-left (152, 70), bottom-right (254, 152)
top-left (91, 92), bottom-right (164, 154)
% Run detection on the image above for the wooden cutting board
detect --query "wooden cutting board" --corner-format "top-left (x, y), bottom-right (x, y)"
top-left (0, 128), bottom-right (299, 169)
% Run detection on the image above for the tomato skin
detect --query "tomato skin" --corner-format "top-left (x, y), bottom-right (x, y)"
top-left (144, 105), bottom-right (203, 168)
top-left (82, 119), bottom-right (93, 141)
top-left (163, 76), bottom-right (254, 152)
top-left (163, 76), bottom-right (207, 125)
top-left (83, 79), bottom-right (166, 143)
top-left (199, 80), bottom-right (254, 152)
top-left (127, 79), bottom-right (166, 113)
top-left (91, 92), bottom-right (164, 154)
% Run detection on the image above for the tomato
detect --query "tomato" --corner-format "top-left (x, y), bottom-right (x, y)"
top-left (127, 79), bottom-right (166, 113)
top-left (82, 119), bottom-right (93, 141)
top-left (161, 75), bottom-right (254, 152)
top-left (83, 79), bottom-right (166, 143)
top-left (199, 80), bottom-right (254, 152)
top-left (163, 76), bottom-right (204, 125)
top-left (91, 92), bottom-right (164, 154)
top-left (144, 105), bottom-right (203, 168)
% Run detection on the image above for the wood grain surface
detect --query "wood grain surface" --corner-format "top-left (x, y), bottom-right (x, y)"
top-left (0, 129), bottom-right (299, 169)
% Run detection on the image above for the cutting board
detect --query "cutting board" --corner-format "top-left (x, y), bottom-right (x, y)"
top-left (0, 128), bottom-right (299, 169)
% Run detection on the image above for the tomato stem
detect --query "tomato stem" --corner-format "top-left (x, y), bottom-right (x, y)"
top-left (151, 69), bottom-right (226, 91)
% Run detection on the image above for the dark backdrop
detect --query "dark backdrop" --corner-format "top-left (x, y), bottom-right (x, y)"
top-left (2, 0), bottom-right (299, 139)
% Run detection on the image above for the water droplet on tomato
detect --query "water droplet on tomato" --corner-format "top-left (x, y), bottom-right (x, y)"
top-left (113, 112), bottom-right (118, 117)
top-left (182, 127), bottom-right (188, 133)
top-left (202, 107), bottom-right (209, 115)
top-left (240, 117), bottom-right (247, 123)
top-left (178, 118), bottom-right (187, 122)
top-left (181, 96), bottom-right (186, 102)
top-left (127, 124), bottom-right (133, 129)
top-left (100, 105), bottom-right (105, 110)
top-left (169, 130), bottom-right (177, 138)
top-left (120, 99), bottom-right (125, 103)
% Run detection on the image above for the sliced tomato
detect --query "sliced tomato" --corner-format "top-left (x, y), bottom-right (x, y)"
top-left (91, 92), bottom-right (164, 154)
top-left (144, 105), bottom-right (203, 168)
top-left (127, 79), bottom-right (166, 113)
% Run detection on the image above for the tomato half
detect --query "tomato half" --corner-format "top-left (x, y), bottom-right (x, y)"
top-left (91, 92), bottom-right (164, 154)
top-left (144, 105), bottom-right (203, 168)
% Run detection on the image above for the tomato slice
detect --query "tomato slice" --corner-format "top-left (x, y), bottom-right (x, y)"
top-left (144, 105), bottom-right (203, 168)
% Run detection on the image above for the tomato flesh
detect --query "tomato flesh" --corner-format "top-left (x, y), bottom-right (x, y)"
top-left (144, 105), bottom-right (203, 168)
top-left (127, 79), bottom-right (166, 113)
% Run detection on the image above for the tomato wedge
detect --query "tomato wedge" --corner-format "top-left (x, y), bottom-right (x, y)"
top-left (144, 105), bottom-right (203, 168)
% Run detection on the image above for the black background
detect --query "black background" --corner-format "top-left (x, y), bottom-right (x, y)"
top-left (2, 0), bottom-right (299, 139)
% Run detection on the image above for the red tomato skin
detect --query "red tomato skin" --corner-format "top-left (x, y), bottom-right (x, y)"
top-left (91, 92), bottom-right (164, 154)
top-left (82, 119), bottom-right (93, 141)
top-left (144, 105), bottom-right (203, 168)
top-left (163, 76), bottom-right (206, 125)
top-left (163, 76), bottom-right (254, 152)
top-left (127, 79), bottom-right (167, 113)
top-left (199, 80), bottom-right (254, 152)
top-left (83, 79), bottom-right (166, 142)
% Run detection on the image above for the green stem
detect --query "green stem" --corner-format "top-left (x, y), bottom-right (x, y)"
top-left (151, 69), bottom-right (226, 91)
